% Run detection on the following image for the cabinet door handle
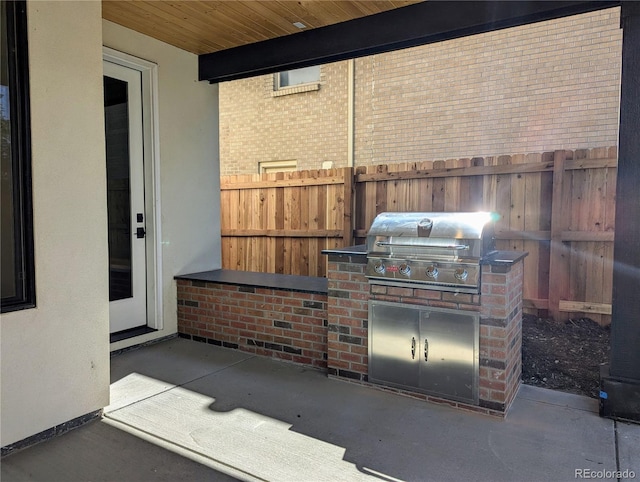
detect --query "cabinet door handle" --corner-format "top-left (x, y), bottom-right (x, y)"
top-left (424, 338), bottom-right (429, 362)
top-left (411, 337), bottom-right (416, 359)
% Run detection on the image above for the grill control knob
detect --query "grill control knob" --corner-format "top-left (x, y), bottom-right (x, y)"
top-left (426, 265), bottom-right (438, 279)
top-left (374, 261), bottom-right (386, 274)
top-left (399, 263), bottom-right (411, 276)
top-left (454, 268), bottom-right (469, 281)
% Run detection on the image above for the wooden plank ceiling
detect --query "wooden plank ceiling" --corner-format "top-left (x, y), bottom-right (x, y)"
top-left (102, 1), bottom-right (421, 55)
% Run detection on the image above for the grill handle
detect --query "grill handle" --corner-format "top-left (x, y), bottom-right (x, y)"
top-left (424, 338), bottom-right (429, 362)
top-left (375, 241), bottom-right (469, 250)
top-left (411, 337), bottom-right (416, 359)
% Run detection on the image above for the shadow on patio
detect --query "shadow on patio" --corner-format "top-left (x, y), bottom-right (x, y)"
top-left (3, 337), bottom-right (638, 482)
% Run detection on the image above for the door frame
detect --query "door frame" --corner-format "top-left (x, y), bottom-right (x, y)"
top-left (103, 46), bottom-right (163, 331)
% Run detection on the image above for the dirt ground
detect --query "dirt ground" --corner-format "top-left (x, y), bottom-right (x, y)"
top-left (521, 314), bottom-right (610, 399)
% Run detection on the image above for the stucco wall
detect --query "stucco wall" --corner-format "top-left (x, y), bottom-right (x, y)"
top-left (219, 7), bottom-right (621, 174)
top-left (0, 1), bottom-right (110, 446)
top-left (102, 20), bottom-right (221, 351)
top-left (0, 4), bottom-right (221, 447)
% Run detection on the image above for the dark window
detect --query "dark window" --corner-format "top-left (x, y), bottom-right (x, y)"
top-left (1, 0), bottom-right (35, 313)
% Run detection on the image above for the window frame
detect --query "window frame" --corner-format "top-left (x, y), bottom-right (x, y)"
top-left (274, 65), bottom-right (321, 90)
top-left (259, 160), bottom-right (297, 174)
top-left (1, 0), bottom-right (35, 313)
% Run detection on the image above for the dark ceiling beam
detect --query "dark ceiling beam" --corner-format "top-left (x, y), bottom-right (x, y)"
top-left (199, 0), bottom-right (619, 83)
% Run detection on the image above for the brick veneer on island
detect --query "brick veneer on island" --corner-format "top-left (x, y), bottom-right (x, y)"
top-left (176, 247), bottom-right (526, 417)
top-left (176, 270), bottom-right (329, 368)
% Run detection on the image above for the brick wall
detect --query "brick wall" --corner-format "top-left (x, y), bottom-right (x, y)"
top-left (220, 8), bottom-right (621, 175)
top-left (479, 262), bottom-right (524, 412)
top-left (326, 254), bottom-right (370, 380)
top-left (354, 8), bottom-right (621, 165)
top-left (219, 62), bottom-right (348, 175)
top-left (177, 279), bottom-right (328, 368)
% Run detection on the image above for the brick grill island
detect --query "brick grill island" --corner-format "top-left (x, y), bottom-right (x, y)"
top-left (176, 247), bottom-right (526, 417)
top-left (324, 247), bottom-right (527, 417)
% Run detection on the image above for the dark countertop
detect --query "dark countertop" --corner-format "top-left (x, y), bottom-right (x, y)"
top-left (321, 244), bottom-right (367, 255)
top-left (322, 245), bottom-right (527, 266)
top-left (481, 250), bottom-right (528, 265)
top-left (175, 250), bottom-right (524, 295)
top-left (175, 269), bottom-right (328, 294)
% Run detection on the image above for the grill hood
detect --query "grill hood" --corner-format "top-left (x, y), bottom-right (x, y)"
top-left (365, 212), bottom-right (497, 293)
top-left (367, 212), bottom-right (497, 260)
top-left (367, 212), bottom-right (495, 241)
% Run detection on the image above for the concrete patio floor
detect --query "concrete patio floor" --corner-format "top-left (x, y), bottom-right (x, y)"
top-left (3, 337), bottom-right (639, 481)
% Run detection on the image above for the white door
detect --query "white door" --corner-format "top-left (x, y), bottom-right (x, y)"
top-left (104, 60), bottom-right (147, 333)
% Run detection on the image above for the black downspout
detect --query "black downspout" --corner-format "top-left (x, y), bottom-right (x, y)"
top-left (600, 1), bottom-right (640, 423)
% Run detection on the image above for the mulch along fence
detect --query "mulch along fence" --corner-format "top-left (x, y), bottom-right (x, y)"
top-left (220, 146), bottom-right (617, 325)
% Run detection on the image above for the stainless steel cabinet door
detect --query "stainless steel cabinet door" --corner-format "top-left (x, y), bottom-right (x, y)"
top-left (369, 302), bottom-right (420, 389)
top-left (419, 309), bottom-right (478, 403)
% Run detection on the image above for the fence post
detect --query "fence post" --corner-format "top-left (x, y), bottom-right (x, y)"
top-left (342, 167), bottom-right (354, 246)
top-left (548, 150), bottom-right (570, 321)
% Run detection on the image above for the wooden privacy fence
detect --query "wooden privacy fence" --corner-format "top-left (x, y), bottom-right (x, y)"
top-left (354, 146), bottom-right (617, 324)
top-left (220, 146), bottom-right (617, 324)
top-left (220, 168), bottom-right (352, 277)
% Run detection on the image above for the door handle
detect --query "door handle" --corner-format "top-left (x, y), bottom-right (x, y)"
top-left (424, 338), bottom-right (429, 362)
top-left (136, 227), bottom-right (146, 239)
top-left (411, 337), bottom-right (416, 359)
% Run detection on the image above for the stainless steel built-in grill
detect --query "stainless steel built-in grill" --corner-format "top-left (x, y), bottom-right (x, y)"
top-left (366, 212), bottom-right (497, 405)
top-left (365, 212), bottom-right (497, 294)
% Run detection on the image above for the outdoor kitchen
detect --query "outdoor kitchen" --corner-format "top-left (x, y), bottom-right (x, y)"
top-left (4, 2), bottom-right (640, 477)
top-left (177, 211), bottom-right (527, 417)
